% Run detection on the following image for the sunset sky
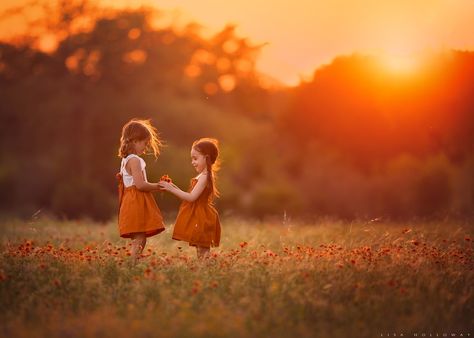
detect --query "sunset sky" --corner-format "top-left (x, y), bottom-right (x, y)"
top-left (1, 0), bottom-right (474, 85)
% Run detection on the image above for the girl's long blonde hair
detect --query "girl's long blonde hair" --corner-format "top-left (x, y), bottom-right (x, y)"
top-left (118, 119), bottom-right (162, 158)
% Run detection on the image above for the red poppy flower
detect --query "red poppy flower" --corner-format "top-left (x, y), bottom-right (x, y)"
top-left (239, 241), bottom-right (248, 248)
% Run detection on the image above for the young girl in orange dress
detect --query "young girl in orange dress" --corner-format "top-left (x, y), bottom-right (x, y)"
top-left (117, 119), bottom-right (165, 264)
top-left (158, 138), bottom-right (221, 259)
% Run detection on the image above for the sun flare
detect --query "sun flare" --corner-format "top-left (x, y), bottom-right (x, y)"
top-left (380, 53), bottom-right (420, 75)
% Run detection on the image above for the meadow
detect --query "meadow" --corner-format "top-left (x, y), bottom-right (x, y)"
top-left (0, 216), bottom-right (472, 338)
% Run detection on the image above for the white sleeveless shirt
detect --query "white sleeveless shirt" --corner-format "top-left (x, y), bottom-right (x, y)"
top-left (120, 154), bottom-right (147, 188)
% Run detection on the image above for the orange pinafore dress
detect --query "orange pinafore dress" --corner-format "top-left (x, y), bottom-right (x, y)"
top-left (172, 177), bottom-right (221, 248)
top-left (117, 154), bottom-right (165, 238)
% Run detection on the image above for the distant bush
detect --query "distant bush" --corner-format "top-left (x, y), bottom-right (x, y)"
top-left (51, 178), bottom-right (115, 221)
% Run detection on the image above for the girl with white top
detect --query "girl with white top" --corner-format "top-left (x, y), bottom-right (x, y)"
top-left (117, 118), bottom-right (165, 264)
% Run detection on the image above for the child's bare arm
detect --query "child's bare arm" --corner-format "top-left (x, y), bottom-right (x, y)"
top-left (127, 158), bottom-right (159, 192)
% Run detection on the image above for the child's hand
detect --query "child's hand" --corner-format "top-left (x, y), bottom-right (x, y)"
top-left (158, 181), bottom-right (173, 192)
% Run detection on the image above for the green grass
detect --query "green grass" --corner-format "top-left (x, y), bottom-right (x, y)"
top-left (0, 217), bottom-right (473, 338)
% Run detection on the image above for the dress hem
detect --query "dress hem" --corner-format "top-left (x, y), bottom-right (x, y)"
top-left (172, 235), bottom-right (219, 248)
top-left (120, 227), bottom-right (165, 238)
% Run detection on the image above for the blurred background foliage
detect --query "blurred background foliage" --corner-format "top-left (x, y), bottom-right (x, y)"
top-left (0, 0), bottom-right (473, 221)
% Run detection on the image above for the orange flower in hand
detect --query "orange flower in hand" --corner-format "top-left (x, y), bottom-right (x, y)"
top-left (160, 174), bottom-right (172, 183)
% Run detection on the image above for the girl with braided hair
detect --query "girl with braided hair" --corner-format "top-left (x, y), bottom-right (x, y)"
top-left (158, 138), bottom-right (221, 259)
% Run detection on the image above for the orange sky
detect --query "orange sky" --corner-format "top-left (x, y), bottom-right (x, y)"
top-left (1, 0), bottom-right (474, 85)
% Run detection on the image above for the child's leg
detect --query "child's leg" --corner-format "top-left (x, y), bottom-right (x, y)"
top-left (131, 233), bottom-right (146, 264)
top-left (196, 246), bottom-right (210, 259)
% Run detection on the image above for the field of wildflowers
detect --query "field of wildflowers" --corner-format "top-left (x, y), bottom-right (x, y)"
top-left (0, 217), bottom-right (472, 338)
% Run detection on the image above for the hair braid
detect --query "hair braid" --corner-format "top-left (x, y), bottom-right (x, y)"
top-left (192, 138), bottom-right (220, 201)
